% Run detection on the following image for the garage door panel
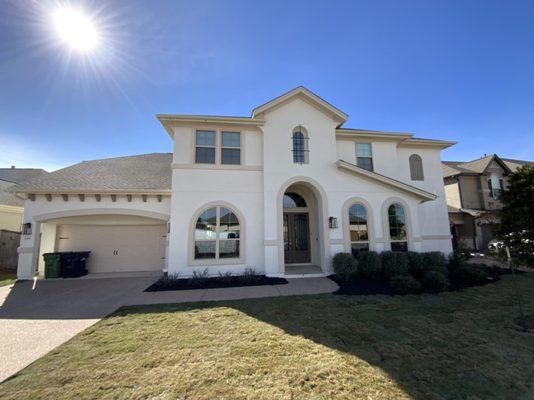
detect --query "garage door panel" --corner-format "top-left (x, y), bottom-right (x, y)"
top-left (57, 224), bottom-right (166, 273)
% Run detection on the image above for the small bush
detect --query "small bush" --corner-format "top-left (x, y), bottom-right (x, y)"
top-left (407, 251), bottom-right (426, 279)
top-left (217, 271), bottom-right (234, 284)
top-left (242, 267), bottom-right (260, 283)
top-left (357, 251), bottom-right (382, 278)
top-left (452, 266), bottom-right (490, 286)
top-left (188, 268), bottom-right (209, 287)
top-left (381, 251), bottom-right (409, 278)
top-left (422, 271), bottom-right (449, 293)
top-left (333, 253), bottom-right (358, 281)
top-left (448, 250), bottom-right (468, 273)
top-left (389, 275), bottom-right (421, 295)
top-left (422, 252), bottom-right (447, 269)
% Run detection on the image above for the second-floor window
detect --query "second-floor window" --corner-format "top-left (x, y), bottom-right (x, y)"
top-left (195, 130), bottom-right (216, 164)
top-left (409, 154), bottom-right (424, 181)
top-left (292, 126), bottom-right (309, 164)
top-left (195, 130), bottom-right (241, 165)
top-left (488, 175), bottom-right (503, 198)
top-left (221, 131), bottom-right (241, 165)
top-left (356, 143), bottom-right (373, 171)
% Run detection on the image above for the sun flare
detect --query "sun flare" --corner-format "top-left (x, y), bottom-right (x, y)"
top-left (53, 8), bottom-right (99, 52)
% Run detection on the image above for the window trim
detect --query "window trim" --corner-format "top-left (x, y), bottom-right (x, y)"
top-left (189, 201), bottom-right (246, 266)
top-left (382, 198), bottom-right (412, 251)
top-left (355, 142), bottom-right (373, 172)
top-left (193, 129), bottom-right (242, 166)
top-left (409, 154), bottom-right (424, 181)
top-left (342, 197), bottom-right (374, 253)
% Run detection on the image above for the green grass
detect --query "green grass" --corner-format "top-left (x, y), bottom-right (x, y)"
top-left (2, 274), bottom-right (533, 399)
top-left (0, 271), bottom-right (17, 287)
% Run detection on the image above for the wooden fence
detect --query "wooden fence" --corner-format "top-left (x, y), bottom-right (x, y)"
top-left (0, 229), bottom-right (20, 271)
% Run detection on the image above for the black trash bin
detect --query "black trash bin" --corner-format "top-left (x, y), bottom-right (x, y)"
top-left (60, 252), bottom-right (90, 278)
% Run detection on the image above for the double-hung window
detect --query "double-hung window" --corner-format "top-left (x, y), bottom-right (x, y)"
top-left (195, 130), bottom-right (241, 165)
top-left (195, 130), bottom-right (216, 164)
top-left (356, 143), bottom-right (373, 171)
top-left (221, 131), bottom-right (241, 165)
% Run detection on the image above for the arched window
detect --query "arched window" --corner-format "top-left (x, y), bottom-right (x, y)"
top-left (348, 203), bottom-right (369, 256)
top-left (283, 192), bottom-right (307, 208)
top-left (388, 203), bottom-right (408, 251)
top-left (194, 206), bottom-right (240, 259)
top-left (409, 154), bottom-right (424, 181)
top-left (292, 126), bottom-right (309, 164)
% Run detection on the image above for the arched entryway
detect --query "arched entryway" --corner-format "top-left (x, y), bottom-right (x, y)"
top-left (277, 178), bottom-right (328, 275)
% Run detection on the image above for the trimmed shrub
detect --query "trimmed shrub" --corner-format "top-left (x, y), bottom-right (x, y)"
top-left (389, 275), bottom-right (421, 295)
top-left (448, 250), bottom-right (468, 273)
top-left (407, 251), bottom-right (426, 279)
top-left (422, 271), bottom-right (449, 293)
top-left (452, 266), bottom-right (490, 286)
top-left (357, 251), bottom-right (382, 278)
top-left (381, 251), bottom-right (409, 278)
top-left (333, 253), bottom-right (358, 281)
top-left (188, 268), bottom-right (209, 287)
top-left (422, 252), bottom-right (447, 269)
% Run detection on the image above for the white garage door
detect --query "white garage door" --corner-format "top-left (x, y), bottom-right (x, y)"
top-left (57, 224), bottom-right (166, 273)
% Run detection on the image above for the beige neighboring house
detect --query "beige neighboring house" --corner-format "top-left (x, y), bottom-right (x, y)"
top-left (442, 154), bottom-right (533, 251)
top-left (0, 167), bottom-right (48, 232)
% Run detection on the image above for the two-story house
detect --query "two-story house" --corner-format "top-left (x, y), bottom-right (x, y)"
top-left (11, 87), bottom-right (455, 279)
top-left (443, 154), bottom-right (532, 251)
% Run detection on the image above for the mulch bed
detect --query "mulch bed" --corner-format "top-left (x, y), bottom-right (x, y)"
top-left (145, 275), bottom-right (288, 292)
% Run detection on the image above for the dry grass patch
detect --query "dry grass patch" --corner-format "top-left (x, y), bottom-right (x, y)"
top-left (1, 274), bottom-right (533, 399)
top-left (0, 271), bottom-right (16, 287)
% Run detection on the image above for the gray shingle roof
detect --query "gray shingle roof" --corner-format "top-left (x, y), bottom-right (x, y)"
top-left (442, 154), bottom-right (526, 178)
top-left (0, 180), bottom-right (24, 207)
top-left (0, 168), bottom-right (47, 184)
top-left (9, 153), bottom-right (172, 193)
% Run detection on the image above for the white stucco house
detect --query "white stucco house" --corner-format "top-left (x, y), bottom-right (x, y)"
top-left (12, 87), bottom-right (455, 279)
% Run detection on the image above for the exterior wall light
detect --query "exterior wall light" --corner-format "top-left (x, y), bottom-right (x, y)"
top-left (328, 217), bottom-right (338, 229)
top-left (22, 222), bottom-right (32, 235)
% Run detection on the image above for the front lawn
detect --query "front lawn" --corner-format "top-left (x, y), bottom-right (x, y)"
top-left (2, 274), bottom-right (533, 399)
top-left (0, 271), bottom-right (17, 287)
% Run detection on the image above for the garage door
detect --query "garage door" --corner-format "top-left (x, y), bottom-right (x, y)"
top-left (57, 224), bottom-right (166, 273)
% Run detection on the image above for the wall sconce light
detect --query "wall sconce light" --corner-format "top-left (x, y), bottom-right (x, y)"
top-left (22, 222), bottom-right (32, 235)
top-left (328, 217), bottom-right (338, 229)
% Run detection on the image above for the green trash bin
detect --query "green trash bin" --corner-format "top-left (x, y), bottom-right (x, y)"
top-left (43, 253), bottom-right (62, 278)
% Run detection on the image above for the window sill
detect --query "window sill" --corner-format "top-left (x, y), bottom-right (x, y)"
top-left (188, 258), bottom-right (245, 267)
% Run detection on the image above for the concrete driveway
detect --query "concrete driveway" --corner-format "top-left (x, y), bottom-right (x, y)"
top-left (0, 276), bottom-right (157, 383)
top-left (0, 275), bottom-right (337, 383)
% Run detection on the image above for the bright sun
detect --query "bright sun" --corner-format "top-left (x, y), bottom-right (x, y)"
top-left (53, 8), bottom-right (99, 52)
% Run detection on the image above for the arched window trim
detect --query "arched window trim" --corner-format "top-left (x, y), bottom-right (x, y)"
top-left (189, 201), bottom-right (246, 266)
top-left (409, 154), bottom-right (424, 181)
top-left (292, 125), bottom-right (309, 164)
top-left (342, 197), bottom-right (374, 254)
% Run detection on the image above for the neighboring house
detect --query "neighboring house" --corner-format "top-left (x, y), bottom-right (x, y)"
top-left (443, 154), bottom-right (533, 251)
top-left (11, 87), bottom-right (455, 280)
top-left (0, 167), bottom-right (48, 232)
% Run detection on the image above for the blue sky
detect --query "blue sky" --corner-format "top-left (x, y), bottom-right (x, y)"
top-left (1, 0), bottom-right (533, 171)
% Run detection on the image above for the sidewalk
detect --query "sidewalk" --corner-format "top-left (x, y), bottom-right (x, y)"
top-left (122, 277), bottom-right (338, 306)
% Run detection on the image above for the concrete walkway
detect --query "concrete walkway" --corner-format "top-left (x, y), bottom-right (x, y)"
top-left (0, 276), bottom-right (337, 382)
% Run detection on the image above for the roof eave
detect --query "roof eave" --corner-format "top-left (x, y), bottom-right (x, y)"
top-left (156, 115), bottom-right (266, 138)
top-left (9, 188), bottom-right (172, 195)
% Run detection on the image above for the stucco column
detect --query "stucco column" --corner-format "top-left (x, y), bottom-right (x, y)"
top-left (263, 189), bottom-right (281, 276)
top-left (37, 223), bottom-right (57, 277)
top-left (17, 220), bottom-right (41, 280)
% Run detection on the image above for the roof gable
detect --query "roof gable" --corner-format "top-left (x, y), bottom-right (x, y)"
top-left (442, 154), bottom-right (512, 177)
top-left (252, 86), bottom-right (348, 125)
